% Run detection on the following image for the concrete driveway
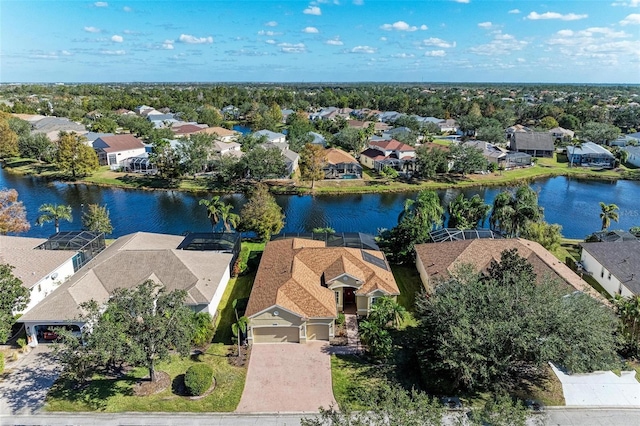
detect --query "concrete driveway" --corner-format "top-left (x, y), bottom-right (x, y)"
top-left (0, 345), bottom-right (61, 415)
top-left (236, 342), bottom-right (337, 413)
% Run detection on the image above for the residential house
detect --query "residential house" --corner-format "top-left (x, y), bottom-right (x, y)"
top-left (324, 148), bottom-right (362, 179)
top-left (414, 239), bottom-right (598, 298)
top-left (83, 132), bottom-right (115, 146)
top-left (309, 107), bottom-right (353, 121)
top-left (580, 241), bottom-right (640, 297)
top-left (437, 119), bottom-right (458, 133)
top-left (587, 230), bottom-right (638, 243)
top-left (262, 141), bottom-right (300, 176)
top-left (463, 141), bottom-right (532, 168)
top-left (359, 139), bottom-right (416, 172)
top-left (254, 129), bottom-right (286, 144)
top-left (19, 232), bottom-right (238, 346)
top-left (148, 113), bottom-right (178, 129)
top-left (134, 105), bottom-right (154, 115)
top-left (622, 146), bottom-right (640, 167)
top-left (510, 132), bottom-right (554, 157)
top-left (549, 127), bottom-right (575, 143)
top-left (213, 141), bottom-right (243, 158)
top-left (506, 124), bottom-right (532, 141)
top-left (221, 105), bottom-right (239, 120)
top-left (30, 117), bottom-right (87, 142)
top-left (567, 142), bottom-right (615, 168)
top-left (93, 134), bottom-right (147, 169)
top-left (172, 123), bottom-right (209, 138)
top-left (308, 131), bottom-right (327, 147)
top-left (0, 236), bottom-right (78, 315)
top-left (383, 126), bottom-right (412, 141)
top-left (281, 109), bottom-right (295, 123)
top-left (196, 126), bottom-right (241, 142)
top-left (245, 237), bottom-right (399, 343)
top-left (377, 111), bottom-right (404, 123)
top-left (347, 120), bottom-right (389, 133)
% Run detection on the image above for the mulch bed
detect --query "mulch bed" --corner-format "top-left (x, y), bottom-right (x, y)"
top-left (133, 371), bottom-right (170, 396)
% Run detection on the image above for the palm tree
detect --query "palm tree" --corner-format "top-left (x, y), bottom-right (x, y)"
top-left (398, 190), bottom-right (443, 230)
top-left (36, 204), bottom-right (73, 233)
top-left (199, 196), bottom-right (225, 231)
top-left (567, 139), bottom-right (584, 168)
top-left (218, 203), bottom-right (240, 232)
top-left (231, 316), bottom-right (248, 357)
top-left (599, 202), bottom-right (619, 230)
top-left (489, 187), bottom-right (542, 237)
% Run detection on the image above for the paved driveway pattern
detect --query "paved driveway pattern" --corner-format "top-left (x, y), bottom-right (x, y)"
top-left (0, 345), bottom-right (61, 415)
top-left (551, 363), bottom-right (640, 406)
top-left (236, 342), bottom-right (337, 413)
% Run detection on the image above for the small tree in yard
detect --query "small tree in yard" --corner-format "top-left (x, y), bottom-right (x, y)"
top-left (0, 264), bottom-right (29, 343)
top-left (82, 204), bottom-right (113, 234)
top-left (36, 203), bottom-right (72, 233)
top-left (237, 184), bottom-right (284, 241)
top-left (231, 316), bottom-right (248, 357)
top-left (299, 143), bottom-right (326, 189)
top-left (0, 189), bottom-right (30, 235)
top-left (54, 132), bottom-right (99, 178)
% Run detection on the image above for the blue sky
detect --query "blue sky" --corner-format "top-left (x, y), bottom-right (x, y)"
top-left (1, 0), bottom-right (639, 83)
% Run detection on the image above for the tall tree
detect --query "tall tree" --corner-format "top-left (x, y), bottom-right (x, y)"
top-left (238, 184), bottom-right (285, 241)
top-left (580, 122), bottom-right (620, 145)
top-left (286, 111), bottom-right (314, 153)
top-left (0, 189), bottom-right (30, 235)
top-left (36, 203), bottom-right (73, 233)
top-left (218, 203), bottom-right (240, 232)
top-left (81, 204), bottom-right (113, 234)
top-left (18, 133), bottom-right (55, 162)
top-left (0, 118), bottom-right (19, 158)
top-left (447, 193), bottom-right (491, 229)
top-left (199, 196), bottom-right (225, 231)
top-left (242, 146), bottom-right (287, 180)
top-left (449, 143), bottom-right (487, 175)
top-left (0, 264), bottom-right (29, 343)
top-left (614, 295), bottom-right (640, 357)
top-left (148, 138), bottom-right (182, 179)
top-left (489, 186), bottom-right (543, 237)
top-left (415, 145), bottom-right (449, 180)
top-left (416, 250), bottom-right (620, 392)
top-left (299, 143), bottom-right (327, 189)
top-left (599, 202), bottom-right (619, 230)
top-left (567, 139), bottom-right (584, 168)
top-left (177, 133), bottom-right (215, 176)
top-left (54, 132), bottom-right (99, 178)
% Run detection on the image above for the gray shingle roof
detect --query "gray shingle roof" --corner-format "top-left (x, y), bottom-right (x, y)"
top-left (512, 132), bottom-right (554, 151)
top-left (581, 241), bottom-right (640, 294)
top-left (19, 232), bottom-right (233, 322)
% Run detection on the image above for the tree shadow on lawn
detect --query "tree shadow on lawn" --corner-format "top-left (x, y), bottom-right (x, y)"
top-left (116, 174), bottom-right (181, 189)
top-left (47, 375), bottom-right (136, 410)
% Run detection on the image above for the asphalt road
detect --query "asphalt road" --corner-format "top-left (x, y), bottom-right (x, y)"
top-left (2, 409), bottom-right (640, 426)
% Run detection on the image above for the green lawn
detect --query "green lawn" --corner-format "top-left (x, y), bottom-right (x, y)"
top-left (45, 343), bottom-right (246, 412)
top-left (390, 263), bottom-right (424, 312)
top-left (212, 242), bottom-right (264, 344)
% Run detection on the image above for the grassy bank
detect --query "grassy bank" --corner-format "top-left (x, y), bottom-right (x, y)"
top-left (4, 153), bottom-right (637, 196)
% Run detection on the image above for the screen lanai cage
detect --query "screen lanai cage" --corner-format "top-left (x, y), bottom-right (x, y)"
top-left (36, 231), bottom-right (106, 271)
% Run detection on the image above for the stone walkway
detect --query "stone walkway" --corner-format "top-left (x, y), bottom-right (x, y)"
top-left (330, 314), bottom-right (362, 355)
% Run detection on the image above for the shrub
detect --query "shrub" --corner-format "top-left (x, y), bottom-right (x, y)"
top-left (16, 338), bottom-right (26, 350)
top-left (232, 246), bottom-right (250, 277)
top-left (191, 312), bottom-right (215, 348)
top-left (0, 353), bottom-right (4, 374)
top-left (336, 313), bottom-right (346, 327)
top-left (184, 364), bottom-right (213, 396)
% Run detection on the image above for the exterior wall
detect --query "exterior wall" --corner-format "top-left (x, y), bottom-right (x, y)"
top-left (626, 150), bottom-right (640, 167)
top-left (581, 250), bottom-right (634, 297)
top-left (360, 155), bottom-right (376, 169)
top-left (22, 257), bottom-right (76, 314)
top-left (248, 307), bottom-right (304, 343)
top-left (113, 147), bottom-right (147, 168)
top-left (356, 295), bottom-right (368, 315)
top-left (415, 254), bottom-right (431, 291)
top-left (334, 287), bottom-right (343, 311)
top-left (204, 264), bottom-right (231, 316)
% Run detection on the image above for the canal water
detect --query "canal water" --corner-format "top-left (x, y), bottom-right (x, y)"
top-left (1, 167), bottom-right (638, 240)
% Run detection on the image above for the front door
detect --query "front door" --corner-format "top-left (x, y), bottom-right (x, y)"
top-left (344, 288), bottom-right (355, 305)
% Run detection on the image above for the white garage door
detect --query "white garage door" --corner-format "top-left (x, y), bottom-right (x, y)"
top-left (253, 326), bottom-right (300, 343)
top-left (306, 324), bottom-right (330, 341)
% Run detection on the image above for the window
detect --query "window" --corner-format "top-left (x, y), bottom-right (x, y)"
top-left (608, 272), bottom-right (612, 280)
top-left (370, 296), bottom-right (379, 306)
top-left (601, 267), bottom-right (605, 278)
top-left (618, 284), bottom-right (623, 295)
top-left (108, 154), bottom-right (117, 165)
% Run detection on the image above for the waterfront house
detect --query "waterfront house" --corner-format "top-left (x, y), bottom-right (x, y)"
top-left (567, 142), bottom-right (615, 168)
top-left (622, 146), bottom-right (640, 167)
top-left (195, 126), bottom-right (241, 142)
top-left (93, 134), bottom-right (146, 169)
top-left (510, 132), bottom-right (554, 157)
top-left (549, 127), bottom-right (575, 143)
top-left (324, 148), bottom-right (362, 179)
top-left (580, 241), bottom-right (640, 298)
top-left (308, 131), bottom-right (328, 147)
top-left (415, 239), bottom-right (597, 298)
top-left (245, 236), bottom-right (399, 344)
top-left (261, 141), bottom-right (300, 176)
top-left (19, 232), bottom-right (238, 346)
top-left (359, 139), bottom-right (416, 172)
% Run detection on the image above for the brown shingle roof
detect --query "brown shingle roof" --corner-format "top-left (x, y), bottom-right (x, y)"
top-left (415, 239), bottom-right (603, 301)
top-left (370, 139), bottom-right (415, 152)
top-left (246, 238), bottom-right (399, 319)
top-left (172, 124), bottom-right (206, 135)
top-left (195, 126), bottom-right (240, 138)
top-left (93, 134), bottom-right (145, 153)
top-left (326, 148), bottom-right (358, 165)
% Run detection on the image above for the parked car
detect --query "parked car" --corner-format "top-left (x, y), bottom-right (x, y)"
top-left (42, 330), bottom-right (58, 340)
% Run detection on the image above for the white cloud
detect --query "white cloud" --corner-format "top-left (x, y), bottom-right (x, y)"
top-left (527, 11), bottom-right (588, 21)
top-left (123, 6), bottom-right (131, 12)
top-left (265, 21), bottom-right (278, 27)
top-left (303, 26), bottom-right (319, 33)
top-left (611, 0), bottom-right (640, 6)
top-left (350, 45), bottom-right (376, 54)
top-left (303, 5), bottom-right (322, 15)
top-left (265, 39), bottom-right (277, 45)
top-left (111, 35), bottom-right (123, 43)
top-left (162, 40), bottom-right (174, 50)
top-left (422, 37), bottom-right (455, 48)
top-left (326, 37), bottom-right (343, 45)
top-left (258, 30), bottom-right (280, 36)
top-left (453, 0), bottom-right (470, 3)
top-left (557, 29), bottom-right (574, 37)
top-left (101, 50), bottom-right (125, 55)
top-left (178, 34), bottom-right (213, 44)
top-left (279, 42), bottom-right (306, 53)
top-left (469, 31), bottom-right (527, 55)
top-left (84, 26), bottom-right (101, 33)
top-left (392, 53), bottom-right (415, 58)
top-left (420, 24), bottom-right (428, 30)
top-left (380, 21), bottom-right (421, 31)
top-left (61, 50), bottom-right (72, 56)
top-left (353, 0), bottom-right (364, 4)
top-left (425, 50), bottom-right (446, 57)
top-left (620, 13), bottom-right (640, 24)
top-left (94, 2), bottom-right (108, 7)
top-left (380, 37), bottom-right (387, 41)
top-left (517, 57), bottom-right (525, 63)
top-left (478, 21), bottom-right (493, 29)
top-left (508, 9), bottom-right (521, 14)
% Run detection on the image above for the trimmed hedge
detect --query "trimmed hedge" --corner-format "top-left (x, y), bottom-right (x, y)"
top-left (184, 364), bottom-right (213, 396)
